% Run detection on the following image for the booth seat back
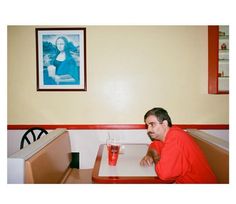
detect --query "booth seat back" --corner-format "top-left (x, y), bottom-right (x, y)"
top-left (25, 131), bottom-right (71, 183)
top-left (8, 128), bottom-right (71, 184)
top-left (187, 129), bottom-right (229, 184)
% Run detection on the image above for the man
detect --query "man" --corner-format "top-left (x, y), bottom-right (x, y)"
top-left (140, 107), bottom-right (217, 183)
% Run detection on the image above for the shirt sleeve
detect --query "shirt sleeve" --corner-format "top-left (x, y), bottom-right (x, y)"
top-left (149, 141), bottom-right (164, 155)
top-left (155, 135), bottom-right (185, 181)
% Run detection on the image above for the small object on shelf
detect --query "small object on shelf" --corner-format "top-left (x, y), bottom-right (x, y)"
top-left (221, 43), bottom-right (227, 50)
top-left (219, 31), bottom-right (225, 36)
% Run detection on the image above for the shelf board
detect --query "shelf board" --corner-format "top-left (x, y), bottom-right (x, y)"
top-left (219, 49), bottom-right (229, 52)
top-left (219, 35), bottom-right (229, 39)
top-left (218, 76), bottom-right (229, 79)
top-left (219, 59), bottom-right (229, 62)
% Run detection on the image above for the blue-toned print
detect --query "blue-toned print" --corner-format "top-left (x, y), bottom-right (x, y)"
top-left (42, 35), bottom-right (80, 85)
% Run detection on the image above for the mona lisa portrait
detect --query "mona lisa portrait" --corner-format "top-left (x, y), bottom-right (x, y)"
top-left (36, 28), bottom-right (86, 91)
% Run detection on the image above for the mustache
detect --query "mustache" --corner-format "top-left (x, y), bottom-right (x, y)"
top-left (147, 132), bottom-right (155, 141)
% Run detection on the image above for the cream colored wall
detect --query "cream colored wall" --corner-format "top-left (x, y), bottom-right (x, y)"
top-left (7, 26), bottom-right (229, 124)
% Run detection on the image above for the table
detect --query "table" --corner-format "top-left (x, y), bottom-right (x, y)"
top-left (92, 144), bottom-right (172, 184)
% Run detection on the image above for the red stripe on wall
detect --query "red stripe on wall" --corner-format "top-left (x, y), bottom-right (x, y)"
top-left (7, 124), bottom-right (229, 130)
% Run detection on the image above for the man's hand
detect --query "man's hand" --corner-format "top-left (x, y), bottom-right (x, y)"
top-left (140, 148), bottom-right (160, 166)
top-left (140, 155), bottom-right (154, 166)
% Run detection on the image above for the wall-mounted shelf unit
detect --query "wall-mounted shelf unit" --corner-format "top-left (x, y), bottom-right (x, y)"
top-left (208, 25), bottom-right (229, 94)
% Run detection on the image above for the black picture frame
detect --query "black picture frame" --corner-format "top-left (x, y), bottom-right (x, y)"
top-left (36, 27), bottom-right (86, 91)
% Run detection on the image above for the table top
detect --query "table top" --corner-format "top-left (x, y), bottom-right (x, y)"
top-left (92, 144), bottom-right (172, 184)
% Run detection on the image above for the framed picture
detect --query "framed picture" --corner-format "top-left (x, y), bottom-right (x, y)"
top-left (36, 27), bottom-right (86, 91)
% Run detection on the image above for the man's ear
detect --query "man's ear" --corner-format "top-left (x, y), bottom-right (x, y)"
top-left (163, 120), bottom-right (168, 128)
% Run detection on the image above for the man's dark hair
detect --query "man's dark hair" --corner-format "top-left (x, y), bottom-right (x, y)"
top-left (144, 107), bottom-right (172, 127)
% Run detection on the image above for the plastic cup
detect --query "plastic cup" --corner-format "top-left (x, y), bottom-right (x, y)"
top-left (108, 144), bottom-right (120, 166)
top-left (48, 65), bottom-right (56, 77)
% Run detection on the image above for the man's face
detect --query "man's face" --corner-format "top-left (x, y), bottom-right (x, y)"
top-left (145, 115), bottom-right (167, 141)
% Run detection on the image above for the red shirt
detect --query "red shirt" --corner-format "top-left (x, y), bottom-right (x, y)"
top-left (149, 126), bottom-right (217, 183)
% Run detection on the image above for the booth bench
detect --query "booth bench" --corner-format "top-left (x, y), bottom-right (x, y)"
top-left (8, 128), bottom-right (92, 184)
top-left (187, 129), bottom-right (229, 184)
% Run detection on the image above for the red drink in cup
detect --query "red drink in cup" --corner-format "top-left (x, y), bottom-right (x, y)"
top-left (108, 144), bottom-right (120, 166)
